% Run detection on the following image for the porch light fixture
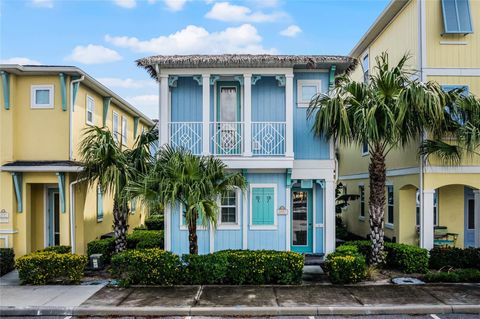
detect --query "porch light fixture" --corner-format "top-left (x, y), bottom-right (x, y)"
top-left (277, 205), bottom-right (288, 215)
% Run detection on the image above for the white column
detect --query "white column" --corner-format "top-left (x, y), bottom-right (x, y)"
top-left (324, 180), bottom-right (336, 254)
top-left (164, 204), bottom-right (171, 251)
top-left (285, 74), bottom-right (294, 158)
top-left (159, 74), bottom-right (169, 146)
top-left (209, 222), bottom-right (215, 253)
top-left (421, 189), bottom-right (435, 250)
top-left (242, 188), bottom-right (248, 249)
top-left (202, 74), bottom-right (210, 155)
top-left (243, 74), bottom-right (252, 156)
top-left (285, 186), bottom-right (291, 251)
top-left (474, 190), bottom-right (480, 248)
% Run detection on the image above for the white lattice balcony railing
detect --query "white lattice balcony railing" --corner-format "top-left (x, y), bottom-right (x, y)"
top-left (251, 122), bottom-right (286, 156)
top-left (210, 122), bottom-right (244, 155)
top-left (168, 122), bottom-right (203, 155)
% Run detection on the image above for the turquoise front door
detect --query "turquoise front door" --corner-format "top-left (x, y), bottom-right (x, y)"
top-left (291, 188), bottom-right (313, 253)
top-left (215, 81), bottom-right (241, 155)
top-left (47, 188), bottom-right (60, 247)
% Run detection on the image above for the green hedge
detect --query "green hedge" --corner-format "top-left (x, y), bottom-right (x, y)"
top-left (42, 245), bottom-right (72, 254)
top-left (145, 215), bottom-right (164, 230)
top-left (424, 268), bottom-right (480, 283)
top-left (429, 247), bottom-right (480, 270)
top-left (181, 253), bottom-right (228, 284)
top-left (87, 237), bottom-right (115, 263)
top-left (111, 248), bottom-right (181, 286)
top-left (127, 230), bottom-right (164, 249)
top-left (0, 248), bottom-right (15, 276)
top-left (341, 241), bottom-right (428, 273)
top-left (326, 252), bottom-right (366, 284)
top-left (16, 252), bottom-right (87, 285)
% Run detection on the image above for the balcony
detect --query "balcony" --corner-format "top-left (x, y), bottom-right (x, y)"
top-left (169, 121), bottom-right (286, 157)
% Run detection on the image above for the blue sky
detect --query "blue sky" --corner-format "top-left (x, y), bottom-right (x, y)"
top-left (0, 0), bottom-right (389, 119)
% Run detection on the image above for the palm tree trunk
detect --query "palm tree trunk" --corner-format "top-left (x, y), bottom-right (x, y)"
top-left (188, 209), bottom-right (198, 255)
top-left (368, 147), bottom-right (386, 265)
top-left (113, 198), bottom-right (129, 252)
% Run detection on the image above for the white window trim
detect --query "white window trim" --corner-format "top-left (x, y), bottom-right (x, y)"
top-left (297, 79), bottom-right (321, 107)
top-left (179, 203), bottom-right (207, 231)
top-left (249, 183), bottom-right (278, 230)
top-left (31, 85), bottom-right (54, 109)
top-left (112, 111), bottom-right (119, 142)
top-left (361, 142), bottom-right (369, 156)
top-left (386, 185), bottom-right (394, 228)
top-left (361, 50), bottom-right (369, 83)
top-left (218, 188), bottom-right (241, 230)
top-left (86, 95), bottom-right (95, 126)
top-left (96, 185), bottom-right (103, 223)
top-left (121, 116), bottom-right (128, 145)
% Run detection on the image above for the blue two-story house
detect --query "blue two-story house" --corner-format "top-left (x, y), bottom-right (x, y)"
top-left (137, 54), bottom-right (355, 256)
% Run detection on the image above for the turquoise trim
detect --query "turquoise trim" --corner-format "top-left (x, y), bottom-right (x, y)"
top-left (252, 75), bottom-right (262, 85)
top-left (252, 187), bottom-right (275, 225)
top-left (233, 75), bottom-right (244, 86)
top-left (315, 179), bottom-right (325, 188)
top-left (301, 179), bottom-right (313, 189)
top-left (56, 172), bottom-right (66, 214)
top-left (71, 75), bottom-right (81, 107)
top-left (133, 117), bottom-right (140, 138)
top-left (275, 75), bottom-right (286, 87)
top-left (329, 65), bottom-right (336, 89)
top-left (168, 76), bottom-right (179, 87)
top-left (102, 97), bottom-right (111, 127)
top-left (59, 73), bottom-right (67, 111)
top-left (210, 75), bottom-right (220, 85)
top-left (291, 187), bottom-right (313, 253)
top-left (192, 75), bottom-right (202, 85)
top-left (1, 71), bottom-right (10, 110)
top-left (12, 173), bottom-right (22, 213)
top-left (286, 168), bottom-right (292, 187)
top-left (441, 0), bottom-right (473, 34)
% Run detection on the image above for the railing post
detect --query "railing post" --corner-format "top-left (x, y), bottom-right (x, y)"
top-left (159, 74), bottom-right (169, 147)
top-left (285, 73), bottom-right (294, 158)
top-left (244, 74), bottom-right (252, 157)
top-left (202, 74), bottom-right (210, 155)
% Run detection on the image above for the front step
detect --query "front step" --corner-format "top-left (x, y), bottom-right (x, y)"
top-left (304, 253), bottom-right (325, 266)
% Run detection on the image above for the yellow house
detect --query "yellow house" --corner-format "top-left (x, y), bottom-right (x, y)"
top-left (0, 64), bottom-right (154, 256)
top-left (339, 0), bottom-right (480, 249)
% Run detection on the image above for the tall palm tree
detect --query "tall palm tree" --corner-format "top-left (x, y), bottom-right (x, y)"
top-left (308, 52), bottom-right (450, 265)
top-left (79, 126), bottom-right (157, 252)
top-left (128, 146), bottom-right (246, 254)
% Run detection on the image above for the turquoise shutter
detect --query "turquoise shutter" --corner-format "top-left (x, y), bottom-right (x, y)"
top-left (263, 188), bottom-right (274, 225)
top-left (252, 188), bottom-right (264, 224)
top-left (252, 187), bottom-right (275, 225)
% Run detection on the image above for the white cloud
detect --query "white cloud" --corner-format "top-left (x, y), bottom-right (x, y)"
top-left (126, 95), bottom-right (159, 119)
top-left (164, 0), bottom-right (187, 11)
top-left (31, 0), bottom-right (53, 8)
top-left (97, 77), bottom-right (156, 89)
top-left (250, 0), bottom-right (280, 8)
top-left (105, 24), bottom-right (276, 54)
top-left (205, 2), bottom-right (284, 23)
top-left (0, 57), bottom-right (42, 65)
top-left (113, 0), bottom-right (136, 8)
top-left (66, 44), bottom-right (122, 64)
top-left (280, 25), bottom-right (301, 37)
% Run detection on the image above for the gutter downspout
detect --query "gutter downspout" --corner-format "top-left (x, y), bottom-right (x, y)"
top-left (69, 177), bottom-right (86, 253)
top-left (70, 76), bottom-right (85, 160)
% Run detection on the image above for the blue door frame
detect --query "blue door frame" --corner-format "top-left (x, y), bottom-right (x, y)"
top-left (291, 188), bottom-right (313, 253)
top-left (47, 188), bottom-right (60, 247)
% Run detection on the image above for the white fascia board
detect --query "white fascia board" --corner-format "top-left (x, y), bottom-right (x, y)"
top-left (0, 166), bottom-right (83, 172)
top-left (159, 68), bottom-right (294, 76)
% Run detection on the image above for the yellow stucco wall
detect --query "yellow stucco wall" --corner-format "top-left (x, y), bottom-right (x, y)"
top-left (437, 184), bottom-right (465, 248)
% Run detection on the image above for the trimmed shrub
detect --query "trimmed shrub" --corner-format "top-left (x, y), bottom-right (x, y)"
top-left (87, 237), bottom-right (115, 263)
top-left (384, 243), bottom-right (428, 274)
top-left (42, 245), bottom-right (71, 254)
top-left (424, 268), bottom-right (480, 283)
top-left (342, 240), bottom-right (372, 259)
top-left (181, 253), bottom-right (228, 284)
top-left (335, 245), bottom-right (359, 256)
top-left (429, 247), bottom-right (480, 270)
top-left (145, 215), bottom-right (164, 230)
top-left (127, 230), bottom-right (164, 249)
top-left (111, 248), bottom-right (181, 286)
top-left (0, 248), bottom-right (15, 276)
top-left (216, 250), bottom-right (304, 285)
top-left (326, 252), bottom-right (367, 284)
top-left (16, 252), bottom-right (87, 285)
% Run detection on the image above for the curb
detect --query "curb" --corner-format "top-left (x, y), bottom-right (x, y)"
top-left (2, 305), bottom-right (479, 316)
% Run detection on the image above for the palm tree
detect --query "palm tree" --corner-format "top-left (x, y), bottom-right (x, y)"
top-left (308, 52), bottom-right (450, 265)
top-left (128, 146), bottom-right (246, 254)
top-left (79, 126), bottom-right (157, 252)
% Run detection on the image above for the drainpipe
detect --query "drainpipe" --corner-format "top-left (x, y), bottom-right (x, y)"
top-left (69, 177), bottom-right (86, 253)
top-left (70, 76), bottom-right (85, 160)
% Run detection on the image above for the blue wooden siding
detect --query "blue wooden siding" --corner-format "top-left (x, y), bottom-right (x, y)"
top-left (252, 77), bottom-right (285, 122)
top-left (171, 77), bottom-right (202, 122)
top-left (315, 183), bottom-right (325, 254)
top-left (315, 228), bottom-right (324, 254)
top-left (214, 189), bottom-right (244, 251)
top-left (170, 203), bottom-right (210, 255)
top-left (293, 72), bottom-right (330, 159)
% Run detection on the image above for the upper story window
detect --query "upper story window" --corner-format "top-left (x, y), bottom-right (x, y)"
top-left (113, 111), bottom-right (119, 142)
top-left (362, 53), bottom-right (369, 82)
top-left (441, 0), bottom-right (473, 35)
top-left (122, 116), bottom-right (128, 145)
top-left (442, 85), bottom-right (469, 125)
top-left (96, 185), bottom-right (103, 222)
top-left (31, 85), bottom-right (54, 109)
top-left (297, 80), bottom-right (321, 107)
top-left (86, 96), bottom-right (95, 125)
top-left (386, 185), bottom-right (394, 227)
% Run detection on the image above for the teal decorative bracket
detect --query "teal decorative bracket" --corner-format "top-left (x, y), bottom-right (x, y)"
top-left (102, 96), bottom-right (111, 127)
top-left (210, 75), bottom-right (220, 85)
top-left (315, 179), bottom-right (325, 189)
top-left (133, 116), bottom-right (139, 138)
top-left (252, 75), bottom-right (262, 85)
top-left (1, 71), bottom-right (10, 110)
top-left (59, 73), bottom-right (67, 111)
top-left (192, 75), bottom-right (202, 85)
top-left (168, 76), bottom-right (178, 87)
top-left (286, 168), bottom-right (292, 187)
top-left (72, 75), bottom-right (81, 108)
top-left (275, 75), bottom-right (286, 87)
top-left (12, 173), bottom-right (22, 212)
top-left (56, 172), bottom-right (66, 213)
top-left (329, 65), bottom-right (336, 90)
top-left (234, 75), bottom-right (244, 86)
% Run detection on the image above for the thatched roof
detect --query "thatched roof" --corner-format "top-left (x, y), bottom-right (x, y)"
top-left (136, 54), bottom-right (357, 80)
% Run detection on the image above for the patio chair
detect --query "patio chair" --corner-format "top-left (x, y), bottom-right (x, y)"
top-left (433, 226), bottom-right (458, 248)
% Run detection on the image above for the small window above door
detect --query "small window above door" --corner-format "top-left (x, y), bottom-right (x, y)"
top-left (297, 80), bottom-right (321, 107)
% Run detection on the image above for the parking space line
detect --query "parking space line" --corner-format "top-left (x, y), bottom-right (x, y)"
top-left (431, 314), bottom-right (442, 319)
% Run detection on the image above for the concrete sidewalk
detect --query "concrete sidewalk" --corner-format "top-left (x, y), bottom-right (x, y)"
top-left (0, 283), bottom-right (479, 316)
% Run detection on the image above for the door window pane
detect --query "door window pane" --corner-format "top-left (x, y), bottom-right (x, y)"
top-left (220, 87), bottom-right (237, 122)
top-left (36, 89), bottom-right (50, 104)
top-left (221, 190), bottom-right (237, 224)
top-left (292, 191), bottom-right (308, 246)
